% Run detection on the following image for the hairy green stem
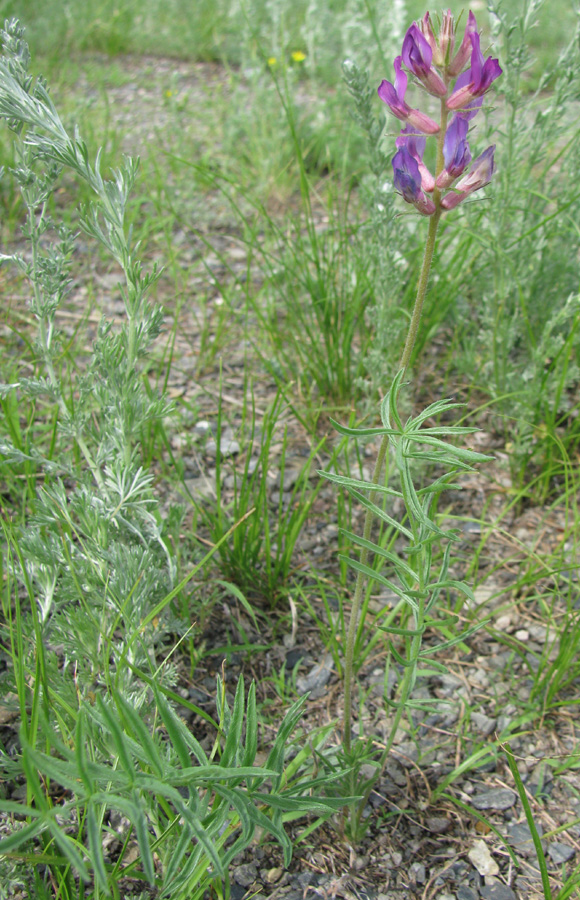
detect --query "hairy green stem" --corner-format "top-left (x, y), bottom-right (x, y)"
top-left (342, 97), bottom-right (449, 834)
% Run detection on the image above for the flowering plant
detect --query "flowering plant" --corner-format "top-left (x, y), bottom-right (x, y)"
top-left (323, 10), bottom-right (502, 839)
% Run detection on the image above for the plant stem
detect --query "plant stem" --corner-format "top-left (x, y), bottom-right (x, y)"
top-left (342, 97), bottom-right (449, 834)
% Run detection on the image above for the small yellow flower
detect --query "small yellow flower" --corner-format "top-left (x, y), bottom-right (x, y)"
top-left (267, 56), bottom-right (277, 66)
top-left (291, 50), bottom-right (306, 63)
top-left (164, 89), bottom-right (175, 98)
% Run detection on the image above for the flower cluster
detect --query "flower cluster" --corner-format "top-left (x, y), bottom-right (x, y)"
top-left (378, 10), bottom-right (501, 215)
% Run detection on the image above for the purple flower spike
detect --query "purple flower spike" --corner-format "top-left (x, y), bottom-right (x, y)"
top-left (396, 125), bottom-right (435, 192)
top-left (447, 33), bottom-right (502, 111)
top-left (402, 24), bottom-right (447, 96)
top-left (448, 10), bottom-right (478, 76)
top-left (392, 146), bottom-right (436, 216)
top-left (436, 117), bottom-right (472, 189)
top-left (378, 57), bottom-right (440, 134)
top-left (441, 145), bottom-right (496, 209)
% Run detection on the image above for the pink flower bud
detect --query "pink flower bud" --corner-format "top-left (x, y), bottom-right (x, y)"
top-left (441, 145), bottom-right (496, 209)
top-left (439, 9), bottom-right (455, 65)
top-left (448, 10), bottom-right (478, 76)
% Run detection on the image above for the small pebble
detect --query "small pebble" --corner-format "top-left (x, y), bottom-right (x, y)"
top-left (548, 842), bottom-right (575, 864)
top-left (295, 652), bottom-right (334, 696)
top-left (233, 862), bottom-right (257, 887)
top-left (206, 437), bottom-right (240, 458)
top-left (426, 816), bottom-right (451, 834)
top-left (508, 822), bottom-right (544, 857)
top-left (468, 839), bottom-right (499, 876)
top-left (480, 885), bottom-right (517, 900)
top-left (457, 887), bottom-right (479, 900)
top-left (265, 867), bottom-right (284, 884)
top-left (471, 788), bottom-right (516, 811)
top-left (471, 712), bottom-right (497, 735)
top-left (409, 862), bottom-right (426, 884)
top-left (394, 741), bottom-right (418, 767)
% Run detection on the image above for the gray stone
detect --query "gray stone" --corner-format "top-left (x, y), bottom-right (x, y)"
top-left (193, 419), bottom-right (212, 435)
top-left (233, 863), bottom-right (258, 887)
top-left (206, 437), bottom-right (240, 458)
top-left (508, 822), bottom-right (544, 857)
top-left (528, 761), bottom-right (554, 797)
top-left (295, 652), bottom-right (334, 696)
top-left (548, 841), bottom-right (575, 864)
top-left (409, 862), bottom-right (426, 884)
top-left (184, 475), bottom-right (215, 500)
top-left (471, 788), bottom-right (516, 811)
top-left (426, 816), bottom-right (451, 834)
top-left (480, 886), bottom-right (516, 900)
top-left (456, 887), bottom-right (479, 900)
top-left (394, 741), bottom-right (419, 767)
top-left (385, 761), bottom-right (407, 787)
top-left (471, 712), bottom-right (497, 735)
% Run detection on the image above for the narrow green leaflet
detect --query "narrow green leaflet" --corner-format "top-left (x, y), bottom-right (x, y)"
top-left (319, 470), bottom-right (402, 498)
top-left (242, 681), bottom-right (258, 769)
top-left (87, 802), bottom-right (110, 896)
top-left (328, 417), bottom-right (397, 438)
top-left (96, 696), bottom-right (136, 782)
top-left (341, 556), bottom-right (419, 613)
top-left (221, 678), bottom-right (245, 768)
top-left (349, 488), bottom-right (413, 540)
top-left (340, 528), bottom-right (419, 582)
top-left (113, 691), bottom-right (164, 778)
top-left (265, 694), bottom-right (308, 788)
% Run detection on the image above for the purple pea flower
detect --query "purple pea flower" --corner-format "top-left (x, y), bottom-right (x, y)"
top-left (436, 117), bottom-right (472, 189)
top-left (378, 56), bottom-right (440, 134)
top-left (396, 125), bottom-right (435, 192)
top-left (402, 24), bottom-right (447, 96)
top-left (447, 32), bottom-right (502, 111)
top-left (441, 145), bottom-right (496, 209)
top-left (392, 145), bottom-right (436, 216)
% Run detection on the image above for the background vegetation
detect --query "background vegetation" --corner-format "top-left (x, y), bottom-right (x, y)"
top-left (1, 0), bottom-right (580, 897)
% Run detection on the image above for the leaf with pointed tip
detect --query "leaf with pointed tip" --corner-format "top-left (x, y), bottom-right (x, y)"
top-left (265, 695), bottom-right (307, 789)
top-left (339, 556), bottom-right (419, 613)
top-left (113, 691), bottom-right (164, 778)
top-left (87, 802), bottom-right (110, 895)
top-left (221, 678), bottom-right (244, 768)
top-left (329, 417), bottom-right (397, 438)
top-left (340, 529), bottom-right (419, 582)
top-left (319, 470), bottom-right (402, 498)
top-left (349, 488), bottom-right (413, 539)
top-left (389, 641), bottom-right (416, 668)
top-left (242, 682), bottom-right (258, 769)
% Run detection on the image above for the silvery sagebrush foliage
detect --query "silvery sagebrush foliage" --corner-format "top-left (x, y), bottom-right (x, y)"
top-left (0, 18), bottom-right (174, 690)
top-left (304, 0), bottom-right (407, 81)
top-left (322, 9), bottom-right (501, 838)
top-left (0, 19), bottom-right (344, 896)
